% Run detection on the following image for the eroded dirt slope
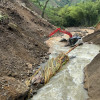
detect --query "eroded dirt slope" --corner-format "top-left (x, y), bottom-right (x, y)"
top-left (83, 30), bottom-right (100, 45)
top-left (95, 22), bottom-right (100, 32)
top-left (0, 0), bottom-right (55, 99)
top-left (20, 0), bottom-right (43, 15)
top-left (0, 0), bottom-right (55, 80)
top-left (84, 31), bottom-right (100, 100)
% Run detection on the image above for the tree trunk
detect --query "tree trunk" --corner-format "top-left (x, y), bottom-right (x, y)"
top-left (37, 0), bottom-right (42, 7)
top-left (41, 0), bottom-right (49, 18)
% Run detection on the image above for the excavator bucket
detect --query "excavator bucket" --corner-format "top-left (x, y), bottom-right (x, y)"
top-left (59, 38), bottom-right (68, 42)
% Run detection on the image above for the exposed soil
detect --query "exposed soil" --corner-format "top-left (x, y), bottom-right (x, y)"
top-left (0, 0), bottom-right (55, 99)
top-left (66, 27), bottom-right (95, 36)
top-left (95, 22), bottom-right (100, 32)
top-left (0, 76), bottom-right (29, 100)
top-left (83, 30), bottom-right (100, 45)
top-left (83, 31), bottom-right (100, 100)
top-left (0, 0), bottom-right (55, 80)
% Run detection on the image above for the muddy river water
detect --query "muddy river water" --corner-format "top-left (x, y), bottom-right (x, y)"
top-left (31, 36), bottom-right (100, 100)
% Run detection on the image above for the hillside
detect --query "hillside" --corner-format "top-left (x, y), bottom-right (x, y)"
top-left (21, 0), bottom-right (43, 15)
top-left (0, 0), bottom-right (55, 99)
top-left (39, 0), bottom-right (95, 7)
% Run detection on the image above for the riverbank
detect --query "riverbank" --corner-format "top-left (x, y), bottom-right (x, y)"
top-left (31, 35), bottom-right (100, 100)
top-left (0, 0), bottom-right (55, 99)
top-left (83, 30), bottom-right (100, 100)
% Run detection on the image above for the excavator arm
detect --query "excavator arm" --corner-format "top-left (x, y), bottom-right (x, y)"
top-left (48, 28), bottom-right (83, 46)
top-left (49, 28), bottom-right (72, 38)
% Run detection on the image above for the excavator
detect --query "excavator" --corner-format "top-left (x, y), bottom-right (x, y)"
top-left (48, 28), bottom-right (83, 46)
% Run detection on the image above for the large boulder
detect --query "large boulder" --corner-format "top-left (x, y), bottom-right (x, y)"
top-left (83, 30), bottom-right (100, 45)
top-left (84, 53), bottom-right (100, 100)
top-left (95, 22), bottom-right (100, 32)
top-left (83, 30), bottom-right (100, 100)
top-left (0, 76), bottom-right (29, 100)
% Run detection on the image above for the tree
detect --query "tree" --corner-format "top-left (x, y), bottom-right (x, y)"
top-left (30, 0), bottom-right (50, 18)
top-left (42, 0), bottom-right (50, 18)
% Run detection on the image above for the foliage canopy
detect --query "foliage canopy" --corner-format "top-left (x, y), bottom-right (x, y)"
top-left (30, 0), bottom-right (100, 27)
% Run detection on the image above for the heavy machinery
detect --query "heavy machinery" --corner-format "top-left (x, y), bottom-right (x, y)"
top-left (48, 28), bottom-right (83, 46)
top-left (25, 28), bottom-right (83, 97)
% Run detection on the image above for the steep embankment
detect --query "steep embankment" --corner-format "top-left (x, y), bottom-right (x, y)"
top-left (0, 0), bottom-right (55, 99)
top-left (19, 0), bottom-right (43, 15)
top-left (83, 30), bottom-right (100, 100)
top-left (83, 30), bottom-right (100, 45)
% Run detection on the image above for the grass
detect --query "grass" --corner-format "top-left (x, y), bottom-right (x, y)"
top-left (0, 14), bottom-right (9, 21)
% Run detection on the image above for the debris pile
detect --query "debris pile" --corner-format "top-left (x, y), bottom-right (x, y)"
top-left (83, 30), bottom-right (100, 45)
top-left (84, 30), bottom-right (100, 100)
top-left (0, 0), bottom-right (55, 99)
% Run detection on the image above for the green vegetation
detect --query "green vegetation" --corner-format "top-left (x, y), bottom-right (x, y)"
top-left (57, 1), bottom-right (100, 27)
top-left (30, 0), bottom-right (100, 27)
top-left (48, 0), bottom-right (100, 27)
top-left (0, 14), bottom-right (3, 20)
top-left (38, 0), bottom-right (86, 7)
top-left (0, 14), bottom-right (8, 21)
top-left (30, 0), bottom-right (50, 18)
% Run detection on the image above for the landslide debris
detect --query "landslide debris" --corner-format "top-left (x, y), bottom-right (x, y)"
top-left (20, 0), bottom-right (43, 15)
top-left (95, 22), bottom-right (100, 32)
top-left (84, 31), bottom-right (100, 100)
top-left (0, 0), bottom-right (55, 99)
top-left (0, 76), bottom-right (29, 100)
top-left (83, 30), bottom-right (100, 45)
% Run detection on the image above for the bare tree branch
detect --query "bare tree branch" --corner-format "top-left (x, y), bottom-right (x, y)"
top-left (37, 0), bottom-right (42, 7)
top-left (41, 0), bottom-right (50, 18)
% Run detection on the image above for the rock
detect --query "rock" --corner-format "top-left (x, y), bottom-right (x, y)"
top-left (84, 53), bottom-right (100, 100)
top-left (0, 76), bottom-right (29, 100)
top-left (8, 22), bottom-right (18, 31)
top-left (82, 30), bottom-right (88, 36)
top-left (84, 67), bottom-right (89, 91)
top-left (41, 60), bottom-right (45, 63)
top-left (95, 23), bottom-right (100, 32)
top-left (45, 56), bottom-right (49, 60)
top-left (26, 63), bottom-right (33, 69)
top-left (83, 31), bottom-right (100, 45)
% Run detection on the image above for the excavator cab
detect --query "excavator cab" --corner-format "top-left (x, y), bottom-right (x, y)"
top-left (69, 36), bottom-right (83, 46)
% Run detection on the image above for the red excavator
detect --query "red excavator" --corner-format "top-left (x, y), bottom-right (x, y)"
top-left (48, 28), bottom-right (83, 46)
top-left (49, 28), bottom-right (72, 38)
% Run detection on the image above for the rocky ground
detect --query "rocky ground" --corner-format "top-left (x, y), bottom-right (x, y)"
top-left (0, 0), bottom-right (55, 99)
top-left (66, 27), bottom-right (95, 36)
top-left (83, 30), bottom-right (100, 100)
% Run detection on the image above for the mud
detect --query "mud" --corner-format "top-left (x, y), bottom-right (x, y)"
top-left (31, 37), bottom-right (100, 100)
top-left (66, 27), bottom-right (94, 37)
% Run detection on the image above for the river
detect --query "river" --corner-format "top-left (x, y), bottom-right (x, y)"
top-left (31, 36), bottom-right (100, 100)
